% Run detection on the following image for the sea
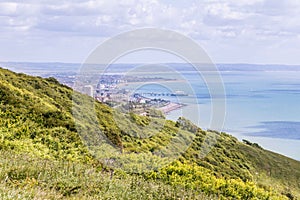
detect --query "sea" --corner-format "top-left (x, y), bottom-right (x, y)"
top-left (167, 70), bottom-right (300, 161)
top-left (1, 62), bottom-right (300, 161)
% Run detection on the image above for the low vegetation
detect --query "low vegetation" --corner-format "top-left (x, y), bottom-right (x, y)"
top-left (0, 67), bottom-right (299, 199)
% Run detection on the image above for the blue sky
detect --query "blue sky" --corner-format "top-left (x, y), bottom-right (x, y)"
top-left (1, 0), bottom-right (300, 64)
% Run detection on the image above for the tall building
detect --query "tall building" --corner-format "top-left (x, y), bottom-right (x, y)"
top-left (83, 85), bottom-right (94, 97)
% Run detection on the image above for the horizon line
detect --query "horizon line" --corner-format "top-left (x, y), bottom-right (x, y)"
top-left (1, 61), bottom-right (300, 67)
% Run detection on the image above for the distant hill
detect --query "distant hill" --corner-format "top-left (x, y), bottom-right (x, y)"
top-left (0, 67), bottom-right (299, 199)
top-left (1, 62), bottom-right (300, 76)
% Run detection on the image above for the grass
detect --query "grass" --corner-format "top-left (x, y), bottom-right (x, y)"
top-left (1, 67), bottom-right (300, 199)
top-left (0, 150), bottom-right (215, 200)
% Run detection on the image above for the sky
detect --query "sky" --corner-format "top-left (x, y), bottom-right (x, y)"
top-left (1, 0), bottom-right (300, 64)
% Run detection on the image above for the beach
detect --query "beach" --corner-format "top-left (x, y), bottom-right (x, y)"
top-left (158, 102), bottom-right (185, 114)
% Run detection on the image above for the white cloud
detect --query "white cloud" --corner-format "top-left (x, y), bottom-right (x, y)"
top-left (0, 2), bottom-right (18, 16)
top-left (0, 0), bottom-right (300, 64)
top-left (205, 3), bottom-right (247, 20)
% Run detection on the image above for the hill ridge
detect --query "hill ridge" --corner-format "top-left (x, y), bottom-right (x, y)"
top-left (0, 67), bottom-right (299, 199)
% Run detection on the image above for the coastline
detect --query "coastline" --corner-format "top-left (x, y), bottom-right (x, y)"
top-left (158, 102), bottom-right (185, 114)
top-left (118, 79), bottom-right (185, 87)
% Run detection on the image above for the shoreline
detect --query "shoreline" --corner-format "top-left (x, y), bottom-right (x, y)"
top-left (158, 102), bottom-right (185, 114)
top-left (118, 79), bottom-right (185, 87)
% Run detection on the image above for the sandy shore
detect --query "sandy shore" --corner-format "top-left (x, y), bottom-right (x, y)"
top-left (158, 102), bottom-right (185, 114)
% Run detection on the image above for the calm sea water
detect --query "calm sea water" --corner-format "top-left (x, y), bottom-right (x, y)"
top-left (2, 62), bottom-right (300, 160)
top-left (128, 71), bottom-right (300, 160)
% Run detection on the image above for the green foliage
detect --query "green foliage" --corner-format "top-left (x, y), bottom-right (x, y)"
top-left (0, 150), bottom-right (215, 200)
top-left (146, 108), bottom-right (165, 118)
top-left (129, 112), bottom-right (150, 126)
top-left (0, 67), bottom-right (300, 199)
top-left (243, 139), bottom-right (262, 149)
top-left (147, 161), bottom-right (287, 199)
top-left (175, 117), bottom-right (200, 133)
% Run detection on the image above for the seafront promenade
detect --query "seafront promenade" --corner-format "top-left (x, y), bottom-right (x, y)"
top-left (158, 102), bottom-right (185, 114)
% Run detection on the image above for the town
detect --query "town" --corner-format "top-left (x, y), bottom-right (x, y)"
top-left (79, 75), bottom-right (186, 116)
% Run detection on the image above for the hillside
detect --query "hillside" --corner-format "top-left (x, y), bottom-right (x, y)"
top-left (0, 67), bottom-right (300, 199)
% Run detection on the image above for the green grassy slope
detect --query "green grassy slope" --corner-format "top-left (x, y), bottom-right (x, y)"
top-left (0, 67), bottom-right (299, 199)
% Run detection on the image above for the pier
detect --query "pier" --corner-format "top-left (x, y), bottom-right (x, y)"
top-left (135, 91), bottom-right (188, 97)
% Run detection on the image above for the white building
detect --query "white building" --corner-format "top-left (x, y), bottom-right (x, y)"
top-left (83, 85), bottom-right (94, 97)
